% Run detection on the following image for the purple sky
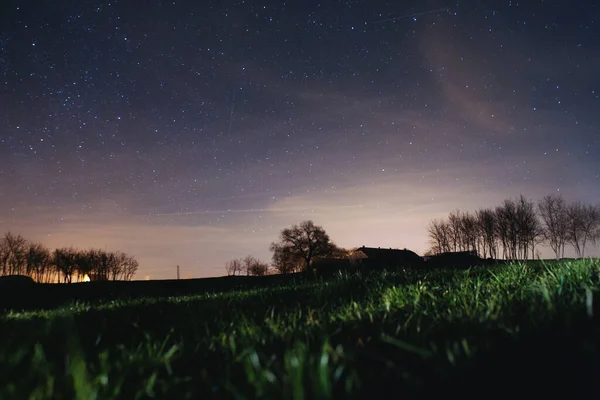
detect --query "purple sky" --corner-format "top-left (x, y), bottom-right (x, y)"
top-left (1, 0), bottom-right (599, 278)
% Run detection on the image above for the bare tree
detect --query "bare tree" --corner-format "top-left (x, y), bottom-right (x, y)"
top-left (516, 195), bottom-right (540, 260)
top-left (566, 202), bottom-right (585, 258)
top-left (108, 251), bottom-right (124, 281)
top-left (447, 211), bottom-right (463, 251)
top-left (460, 212), bottom-right (478, 254)
top-left (538, 195), bottom-right (569, 259)
top-left (26, 243), bottom-right (52, 282)
top-left (566, 202), bottom-right (599, 258)
top-left (269, 220), bottom-right (336, 272)
top-left (243, 255), bottom-right (257, 276)
top-left (428, 220), bottom-right (445, 255)
top-left (226, 256), bottom-right (270, 276)
top-left (495, 201), bottom-right (513, 260)
top-left (247, 259), bottom-right (270, 276)
top-left (271, 248), bottom-right (303, 274)
top-left (88, 249), bottom-right (113, 281)
top-left (475, 209), bottom-right (497, 259)
top-left (225, 258), bottom-right (243, 276)
top-left (74, 250), bottom-right (94, 281)
top-left (0, 232), bottom-right (28, 276)
top-left (54, 248), bottom-right (78, 283)
top-left (121, 255), bottom-right (139, 280)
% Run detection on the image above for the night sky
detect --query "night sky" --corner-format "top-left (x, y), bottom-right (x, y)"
top-left (1, 0), bottom-right (599, 279)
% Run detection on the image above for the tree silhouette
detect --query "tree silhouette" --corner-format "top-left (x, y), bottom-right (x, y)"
top-left (565, 203), bottom-right (599, 258)
top-left (26, 243), bottom-right (52, 282)
top-left (270, 220), bottom-right (336, 272)
top-left (225, 258), bottom-right (243, 276)
top-left (427, 219), bottom-right (451, 255)
top-left (538, 195), bottom-right (569, 259)
top-left (225, 256), bottom-right (269, 276)
top-left (0, 232), bottom-right (28, 276)
top-left (54, 248), bottom-right (78, 283)
top-left (475, 208), bottom-right (497, 259)
top-left (271, 248), bottom-right (303, 274)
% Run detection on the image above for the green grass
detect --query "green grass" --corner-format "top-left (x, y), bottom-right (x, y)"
top-left (1, 260), bottom-right (599, 399)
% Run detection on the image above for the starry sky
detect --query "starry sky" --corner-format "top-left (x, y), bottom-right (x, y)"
top-left (1, 0), bottom-right (599, 279)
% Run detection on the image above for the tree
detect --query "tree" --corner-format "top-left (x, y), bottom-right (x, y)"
top-left (447, 211), bottom-right (463, 251)
top-left (74, 250), bottom-right (94, 281)
top-left (247, 259), bottom-right (270, 276)
top-left (515, 195), bottom-right (540, 260)
top-left (566, 202), bottom-right (599, 258)
top-left (269, 220), bottom-right (336, 272)
top-left (226, 256), bottom-right (270, 276)
top-left (26, 243), bottom-right (52, 283)
top-left (538, 195), bottom-right (569, 259)
top-left (242, 255), bottom-right (257, 276)
top-left (0, 232), bottom-right (28, 276)
top-left (54, 248), bottom-right (78, 283)
top-left (459, 212), bottom-right (478, 253)
top-left (86, 249), bottom-right (112, 281)
top-left (495, 200), bottom-right (516, 260)
top-left (428, 220), bottom-right (446, 255)
top-left (329, 246), bottom-right (352, 259)
top-left (121, 254), bottom-right (139, 280)
top-left (225, 258), bottom-right (243, 276)
top-left (271, 248), bottom-right (303, 274)
top-left (475, 208), bottom-right (497, 259)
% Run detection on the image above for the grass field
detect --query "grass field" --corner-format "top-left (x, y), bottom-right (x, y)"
top-left (1, 260), bottom-right (599, 399)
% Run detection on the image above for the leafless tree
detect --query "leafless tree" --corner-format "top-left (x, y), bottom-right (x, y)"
top-left (538, 194), bottom-right (569, 259)
top-left (270, 220), bottom-right (337, 272)
top-left (87, 248), bottom-right (113, 281)
top-left (80, 249), bottom-right (138, 281)
top-left (428, 220), bottom-right (445, 255)
top-left (242, 255), bottom-right (257, 276)
top-left (459, 212), bottom-right (478, 253)
top-left (26, 243), bottom-right (52, 282)
top-left (516, 195), bottom-right (540, 260)
top-left (226, 256), bottom-right (270, 276)
top-left (74, 250), bottom-right (94, 281)
top-left (108, 251), bottom-right (126, 281)
top-left (447, 210), bottom-right (463, 251)
top-left (271, 248), bottom-right (304, 274)
top-left (566, 202), bottom-right (599, 257)
top-left (247, 259), bottom-right (270, 276)
top-left (0, 232), bottom-right (28, 276)
top-left (121, 255), bottom-right (139, 280)
top-left (495, 201), bottom-right (513, 259)
top-left (225, 258), bottom-right (243, 276)
top-left (54, 247), bottom-right (78, 283)
top-left (475, 208), bottom-right (497, 259)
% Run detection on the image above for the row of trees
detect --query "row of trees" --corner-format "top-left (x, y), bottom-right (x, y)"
top-left (0, 232), bottom-right (139, 282)
top-left (225, 221), bottom-right (347, 276)
top-left (225, 255), bottom-right (270, 276)
top-left (427, 194), bottom-right (600, 260)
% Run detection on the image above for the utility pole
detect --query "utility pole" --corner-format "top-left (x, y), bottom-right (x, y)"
top-left (176, 265), bottom-right (180, 280)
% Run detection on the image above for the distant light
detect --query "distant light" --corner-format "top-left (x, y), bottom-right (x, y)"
top-left (83, 274), bottom-right (91, 282)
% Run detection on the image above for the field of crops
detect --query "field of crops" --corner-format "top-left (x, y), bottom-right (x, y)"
top-left (1, 260), bottom-right (599, 399)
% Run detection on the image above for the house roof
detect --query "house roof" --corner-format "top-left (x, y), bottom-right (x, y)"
top-left (354, 246), bottom-right (422, 263)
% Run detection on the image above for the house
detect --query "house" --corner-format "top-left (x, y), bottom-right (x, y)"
top-left (424, 250), bottom-right (482, 268)
top-left (312, 258), bottom-right (353, 271)
top-left (350, 246), bottom-right (424, 269)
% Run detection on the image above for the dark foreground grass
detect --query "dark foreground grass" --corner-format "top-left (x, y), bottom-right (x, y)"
top-left (1, 260), bottom-right (600, 399)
